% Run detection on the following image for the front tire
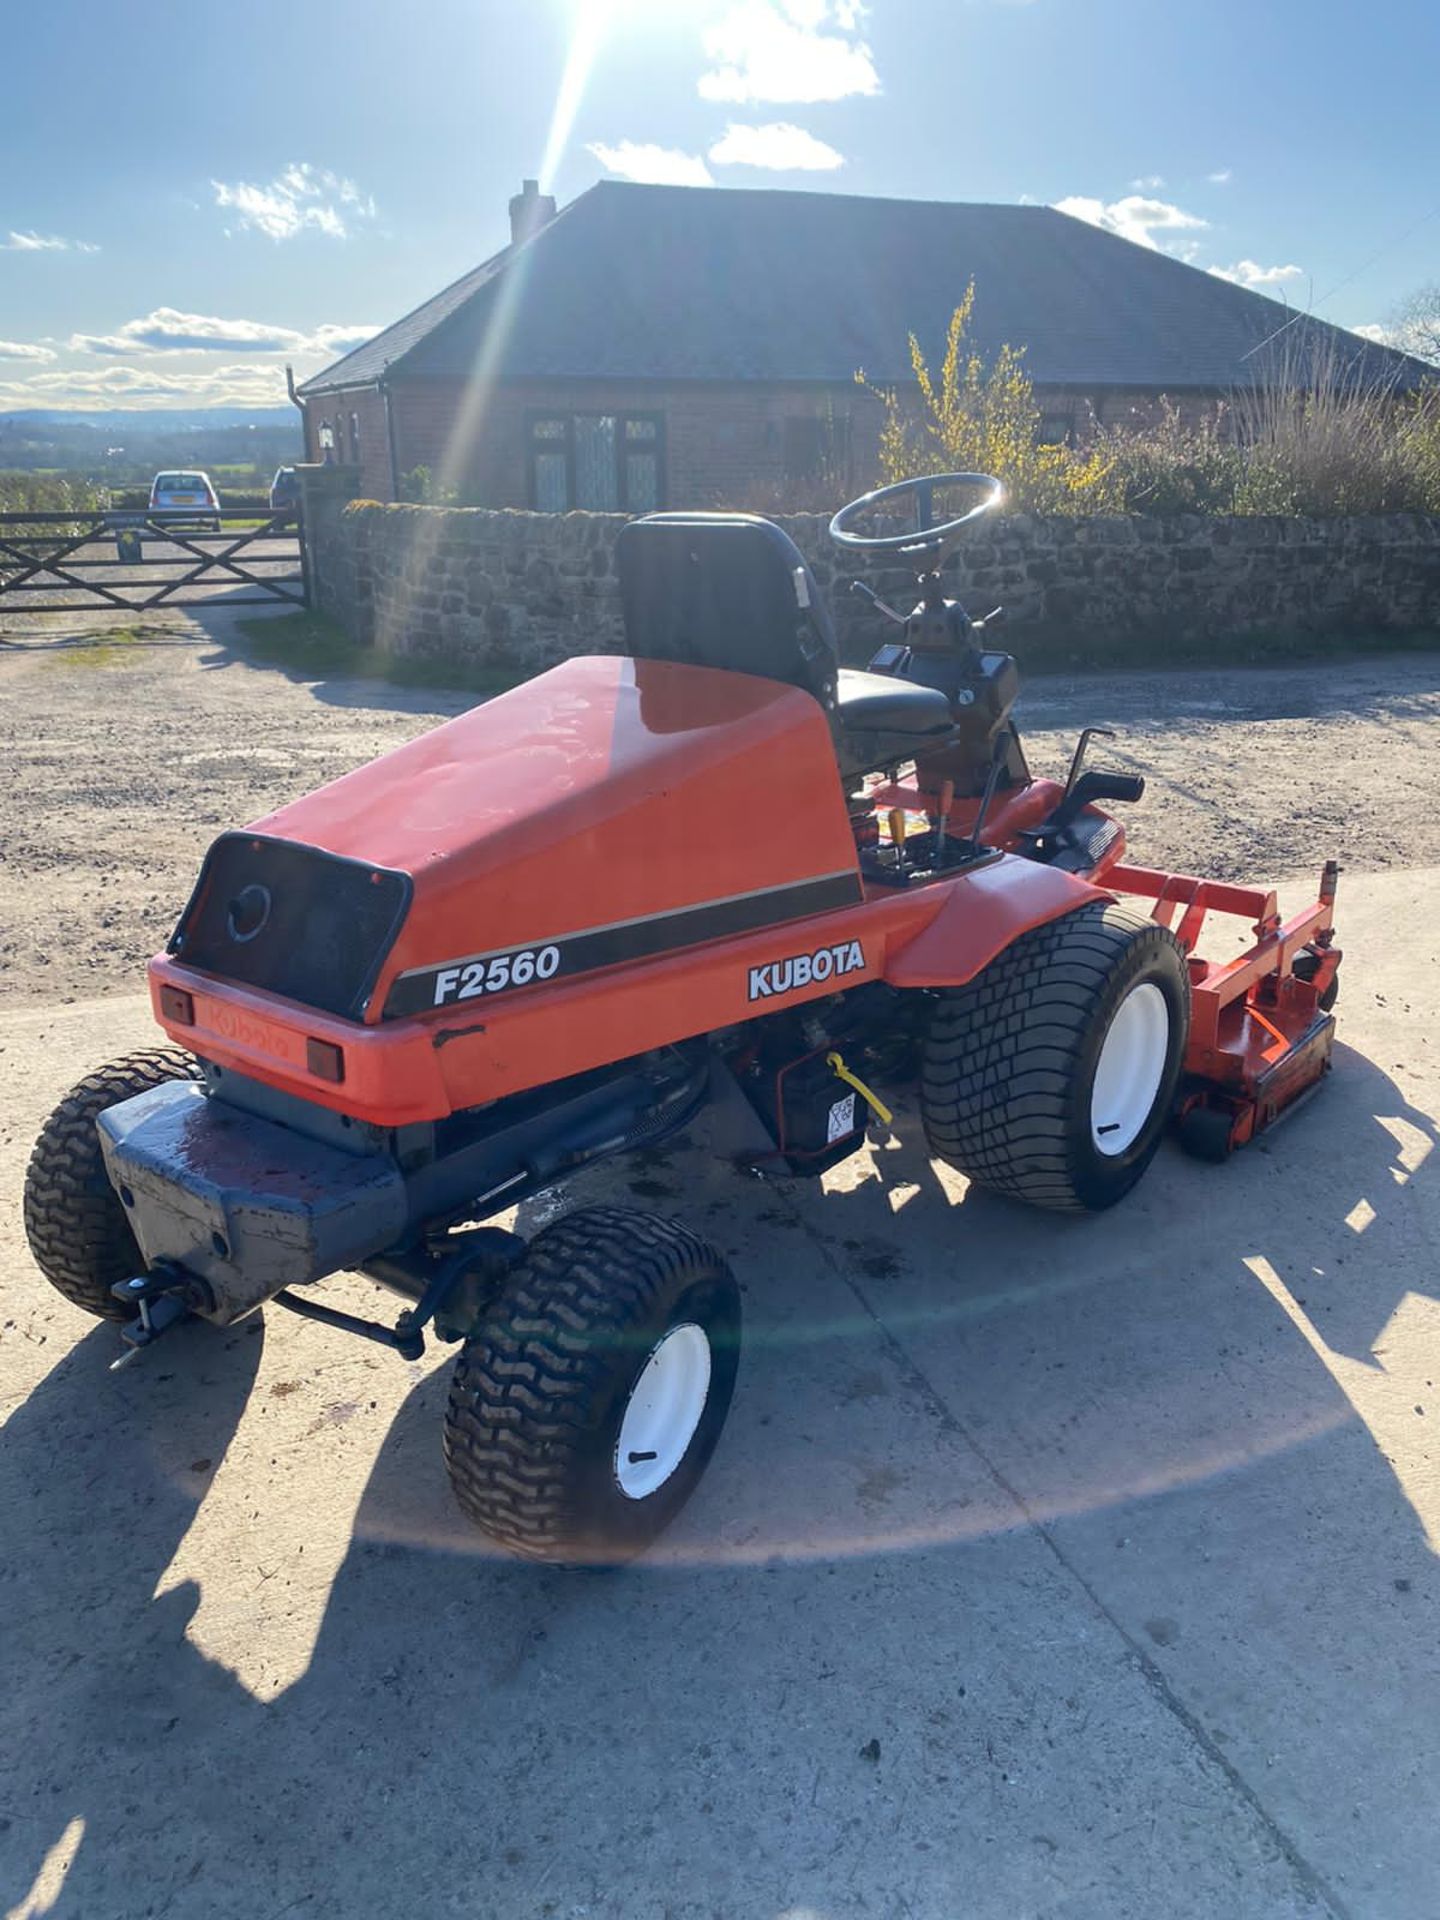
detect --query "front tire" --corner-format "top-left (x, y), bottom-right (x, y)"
top-left (921, 902), bottom-right (1190, 1212)
top-left (443, 1208), bottom-right (741, 1565)
top-left (24, 1049), bottom-right (203, 1318)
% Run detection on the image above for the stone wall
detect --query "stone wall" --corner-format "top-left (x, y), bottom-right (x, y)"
top-left (299, 470), bottom-right (1440, 675)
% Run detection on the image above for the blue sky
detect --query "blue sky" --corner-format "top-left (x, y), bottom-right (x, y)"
top-left (1, 0), bottom-right (1436, 410)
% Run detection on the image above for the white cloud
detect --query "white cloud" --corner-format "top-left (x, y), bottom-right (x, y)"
top-left (1208, 259), bottom-right (1304, 289)
top-left (211, 163), bottom-right (375, 241)
top-left (308, 322), bottom-right (380, 356)
top-left (1053, 193), bottom-right (1209, 250)
top-left (1208, 168), bottom-right (1234, 185)
top-left (2, 230), bottom-right (98, 253)
top-left (709, 121), bottom-right (844, 170)
top-left (699, 0), bottom-right (879, 104)
top-left (1130, 174), bottom-right (1166, 191)
top-left (0, 339), bottom-right (57, 363)
top-left (1352, 322), bottom-right (1397, 346)
top-left (0, 361), bottom-right (291, 411)
top-left (70, 307), bottom-right (377, 357)
top-left (588, 141), bottom-right (714, 186)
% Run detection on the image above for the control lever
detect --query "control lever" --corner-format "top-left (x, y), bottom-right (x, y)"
top-left (1046, 768), bottom-right (1146, 835)
top-left (972, 606), bottom-right (1006, 632)
top-left (1063, 727), bottom-right (1114, 798)
top-left (849, 579), bottom-right (908, 626)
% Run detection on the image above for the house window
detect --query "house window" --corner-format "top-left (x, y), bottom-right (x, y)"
top-left (783, 411), bottom-right (851, 484)
top-left (526, 412), bottom-right (663, 512)
top-left (1037, 411), bottom-right (1075, 447)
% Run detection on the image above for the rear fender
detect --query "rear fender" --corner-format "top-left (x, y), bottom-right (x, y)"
top-left (884, 854), bottom-right (1111, 991)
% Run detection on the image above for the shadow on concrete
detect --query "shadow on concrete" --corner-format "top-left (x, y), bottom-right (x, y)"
top-left (0, 1316), bottom-right (267, 1913)
top-left (3, 1034), bottom-right (1438, 1916)
top-left (185, 603), bottom-right (483, 723)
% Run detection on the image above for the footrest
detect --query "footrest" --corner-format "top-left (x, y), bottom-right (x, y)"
top-left (1023, 804), bottom-right (1123, 874)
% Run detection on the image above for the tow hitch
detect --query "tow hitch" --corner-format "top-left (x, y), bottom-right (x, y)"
top-left (109, 1262), bottom-right (210, 1370)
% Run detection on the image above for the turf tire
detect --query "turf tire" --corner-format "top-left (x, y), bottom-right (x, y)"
top-left (921, 901), bottom-right (1190, 1213)
top-left (23, 1049), bottom-right (202, 1320)
top-left (443, 1207), bottom-right (741, 1566)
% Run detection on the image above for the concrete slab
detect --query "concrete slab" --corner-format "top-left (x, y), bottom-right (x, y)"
top-left (1, 869), bottom-right (1436, 1918)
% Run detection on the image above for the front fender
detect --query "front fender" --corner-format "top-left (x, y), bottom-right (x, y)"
top-left (884, 853), bottom-right (1112, 990)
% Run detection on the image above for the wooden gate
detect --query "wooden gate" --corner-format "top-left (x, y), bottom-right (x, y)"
top-left (0, 507), bottom-right (307, 613)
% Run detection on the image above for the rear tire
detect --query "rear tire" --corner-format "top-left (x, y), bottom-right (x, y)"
top-left (23, 1049), bottom-right (202, 1319)
top-left (921, 901), bottom-right (1190, 1212)
top-left (443, 1207), bottom-right (741, 1566)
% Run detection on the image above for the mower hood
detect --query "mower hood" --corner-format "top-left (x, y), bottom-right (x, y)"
top-left (167, 655), bottom-right (862, 1023)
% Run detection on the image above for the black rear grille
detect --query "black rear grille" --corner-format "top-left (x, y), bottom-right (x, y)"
top-left (169, 832), bottom-right (411, 1020)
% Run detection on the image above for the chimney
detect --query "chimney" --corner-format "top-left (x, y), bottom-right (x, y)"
top-left (509, 178), bottom-right (557, 248)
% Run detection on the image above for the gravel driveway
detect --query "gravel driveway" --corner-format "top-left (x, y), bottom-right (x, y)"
top-left (2, 608), bottom-right (1438, 1004)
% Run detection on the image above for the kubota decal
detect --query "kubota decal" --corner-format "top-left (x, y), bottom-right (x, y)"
top-left (383, 871), bottom-right (862, 1019)
top-left (748, 940), bottom-right (865, 1001)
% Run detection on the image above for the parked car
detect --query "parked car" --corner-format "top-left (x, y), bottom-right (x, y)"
top-left (148, 471), bottom-right (221, 532)
top-left (268, 466), bottom-right (301, 516)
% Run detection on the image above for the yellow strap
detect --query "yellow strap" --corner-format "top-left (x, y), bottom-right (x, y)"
top-left (825, 1051), bottom-right (894, 1129)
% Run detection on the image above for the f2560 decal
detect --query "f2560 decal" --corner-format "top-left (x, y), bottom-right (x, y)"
top-left (431, 945), bottom-right (562, 1007)
top-left (749, 940), bottom-right (865, 1001)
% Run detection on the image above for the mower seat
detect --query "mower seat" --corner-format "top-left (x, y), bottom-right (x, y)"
top-left (617, 512), bottom-right (956, 776)
top-left (618, 513), bottom-right (837, 708)
top-left (835, 670), bottom-right (952, 735)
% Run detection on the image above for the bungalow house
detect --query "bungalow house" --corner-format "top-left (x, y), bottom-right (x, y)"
top-left (296, 179), bottom-right (1429, 510)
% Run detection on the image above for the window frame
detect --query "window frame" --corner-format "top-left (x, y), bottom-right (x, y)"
top-left (525, 409), bottom-right (666, 513)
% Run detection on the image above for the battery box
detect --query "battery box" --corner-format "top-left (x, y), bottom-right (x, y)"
top-left (740, 1047), bottom-right (869, 1175)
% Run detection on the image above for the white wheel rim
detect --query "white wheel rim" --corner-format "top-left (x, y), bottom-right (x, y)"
top-left (614, 1323), bottom-right (712, 1501)
top-left (1090, 981), bottom-right (1171, 1157)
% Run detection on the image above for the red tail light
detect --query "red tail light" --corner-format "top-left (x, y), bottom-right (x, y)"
top-left (306, 1039), bottom-right (345, 1083)
top-left (159, 984), bottom-right (195, 1025)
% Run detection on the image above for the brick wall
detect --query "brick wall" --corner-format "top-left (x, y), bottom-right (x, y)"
top-left (298, 475), bottom-right (1440, 675)
top-left (305, 378), bottom-right (1230, 507)
top-left (381, 378), bottom-right (878, 510)
top-left (303, 389), bottom-right (391, 500)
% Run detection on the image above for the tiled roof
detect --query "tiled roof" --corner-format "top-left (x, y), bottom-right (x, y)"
top-left (299, 182), bottom-right (1432, 396)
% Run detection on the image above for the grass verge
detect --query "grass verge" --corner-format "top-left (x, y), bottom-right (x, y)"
top-left (40, 626), bottom-right (149, 671)
top-left (235, 612), bottom-right (522, 695)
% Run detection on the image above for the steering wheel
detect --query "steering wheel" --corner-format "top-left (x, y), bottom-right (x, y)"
top-left (829, 472), bottom-right (1004, 567)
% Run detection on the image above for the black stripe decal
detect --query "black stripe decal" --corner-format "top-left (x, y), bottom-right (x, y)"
top-left (382, 870), bottom-right (863, 1019)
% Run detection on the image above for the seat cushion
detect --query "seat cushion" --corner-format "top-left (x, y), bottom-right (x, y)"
top-left (836, 669), bottom-right (952, 735)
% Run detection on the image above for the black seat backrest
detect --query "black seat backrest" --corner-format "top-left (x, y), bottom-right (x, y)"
top-left (617, 513), bottom-right (837, 710)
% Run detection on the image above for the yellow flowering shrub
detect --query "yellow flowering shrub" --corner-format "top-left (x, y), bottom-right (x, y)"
top-left (858, 283), bottom-right (1121, 514)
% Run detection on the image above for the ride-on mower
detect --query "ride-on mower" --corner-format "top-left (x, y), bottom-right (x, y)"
top-left (24, 474), bottom-right (1342, 1564)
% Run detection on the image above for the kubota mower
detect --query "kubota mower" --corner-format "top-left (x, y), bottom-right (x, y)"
top-left (23, 474), bottom-right (1342, 1564)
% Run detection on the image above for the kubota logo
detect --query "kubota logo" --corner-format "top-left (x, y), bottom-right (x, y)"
top-left (748, 940), bottom-right (865, 1001)
top-left (208, 1005), bottom-right (301, 1058)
